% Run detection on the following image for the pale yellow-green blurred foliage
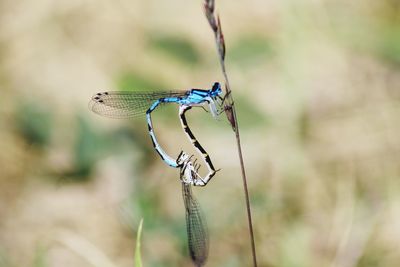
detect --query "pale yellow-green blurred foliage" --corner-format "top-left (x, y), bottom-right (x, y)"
top-left (1, 0), bottom-right (400, 266)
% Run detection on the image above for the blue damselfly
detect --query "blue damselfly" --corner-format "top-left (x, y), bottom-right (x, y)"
top-left (89, 82), bottom-right (223, 186)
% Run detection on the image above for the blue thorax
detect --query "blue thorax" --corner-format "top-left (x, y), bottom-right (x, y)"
top-left (148, 82), bottom-right (222, 117)
top-left (163, 82), bottom-right (222, 105)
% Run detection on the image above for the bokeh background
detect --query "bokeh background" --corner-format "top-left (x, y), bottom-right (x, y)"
top-left (1, 0), bottom-right (400, 266)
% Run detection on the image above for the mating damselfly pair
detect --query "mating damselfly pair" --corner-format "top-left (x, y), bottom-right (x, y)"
top-left (89, 82), bottom-right (226, 266)
top-left (89, 82), bottom-right (224, 186)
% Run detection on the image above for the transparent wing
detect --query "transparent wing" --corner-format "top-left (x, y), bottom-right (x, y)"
top-left (88, 91), bottom-right (186, 118)
top-left (182, 183), bottom-right (209, 266)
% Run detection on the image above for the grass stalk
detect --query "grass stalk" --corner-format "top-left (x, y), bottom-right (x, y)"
top-left (135, 219), bottom-right (144, 267)
top-left (202, 1), bottom-right (258, 266)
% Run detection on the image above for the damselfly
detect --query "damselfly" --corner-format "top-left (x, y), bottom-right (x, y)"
top-left (89, 82), bottom-right (223, 185)
top-left (178, 153), bottom-right (209, 266)
top-left (90, 80), bottom-right (218, 265)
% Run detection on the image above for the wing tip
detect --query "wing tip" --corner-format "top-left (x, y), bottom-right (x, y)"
top-left (88, 91), bottom-right (109, 114)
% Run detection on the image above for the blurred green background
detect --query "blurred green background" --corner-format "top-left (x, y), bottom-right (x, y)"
top-left (1, 0), bottom-right (400, 266)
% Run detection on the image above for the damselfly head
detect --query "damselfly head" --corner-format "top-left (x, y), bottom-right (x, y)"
top-left (177, 151), bottom-right (190, 167)
top-left (210, 82), bottom-right (222, 97)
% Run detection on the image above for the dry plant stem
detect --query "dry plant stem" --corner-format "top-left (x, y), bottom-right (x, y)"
top-left (203, 1), bottom-right (258, 266)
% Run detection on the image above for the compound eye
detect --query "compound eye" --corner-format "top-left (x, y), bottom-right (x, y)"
top-left (212, 82), bottom-right (219, 92)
